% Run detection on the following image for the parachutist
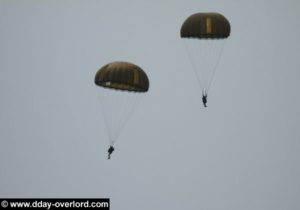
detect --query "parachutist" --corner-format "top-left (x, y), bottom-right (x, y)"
top-left (95, 62), bottom-right (149, 153)
top-left (202, 94), bottom-right (207, 107)
top-left (181, 13), bottom-right (230, 104)
top-left (107, 146), bottom-right (114, 159)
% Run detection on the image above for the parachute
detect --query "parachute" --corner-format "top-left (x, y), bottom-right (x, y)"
top-left (95, 61), bottom-right (149, 146)
top-left (180, 12), bottom-right (231, 100)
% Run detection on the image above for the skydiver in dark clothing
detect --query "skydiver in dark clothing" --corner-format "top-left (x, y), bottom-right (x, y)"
top-left (202, 93), bottom-right (207, 107)
top-left (107, 146), bottom-right (114, 159)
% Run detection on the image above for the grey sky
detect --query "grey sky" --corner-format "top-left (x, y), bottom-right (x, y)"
top-left (1, 0), bottom-right (300, 209)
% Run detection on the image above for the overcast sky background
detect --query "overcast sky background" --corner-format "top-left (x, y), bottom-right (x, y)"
top-left (1, 0), bottom-right (300, 209)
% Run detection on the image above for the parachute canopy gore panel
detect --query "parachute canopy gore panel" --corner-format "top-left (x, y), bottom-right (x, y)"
top-left (180, 13), bottom-right (231, 39)
top-left (95, 61), bottom-right (149, 92)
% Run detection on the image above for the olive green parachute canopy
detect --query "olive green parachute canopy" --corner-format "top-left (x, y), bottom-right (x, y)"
top-left (95, 61), bottom-right (149, 92)
top-left (180, 13), bottom-right (231, 39)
